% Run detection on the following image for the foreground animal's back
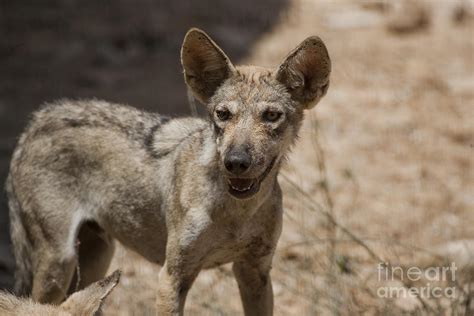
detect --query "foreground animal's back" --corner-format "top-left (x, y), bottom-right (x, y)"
top-left (8, 99), bottom-right (167, 191)
top-left (8, 99), bottom-right (165, 182)
top-left (20, 99), bottom-right (164, 145)
top-left (0, 270), bottom-right (120, 316)
top-left (0, 292), bottom-right (56, 316)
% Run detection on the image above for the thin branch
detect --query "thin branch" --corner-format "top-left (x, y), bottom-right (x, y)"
top-left (281, 172), bottom-right (383, 263)
top-left (279, 172), bottom-right (436, 313)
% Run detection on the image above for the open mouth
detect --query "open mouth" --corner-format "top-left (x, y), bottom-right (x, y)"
top-left (228, 178), bottom-right (259, 199)
top-left (226, 156), bottom-right (278, 199)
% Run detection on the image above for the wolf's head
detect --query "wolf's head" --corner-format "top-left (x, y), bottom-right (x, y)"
top-left (181, 28), bottom-right (331, 199)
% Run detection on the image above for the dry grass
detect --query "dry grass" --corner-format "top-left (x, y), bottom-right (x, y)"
top-left (104, 0), bottom-right (474, 314)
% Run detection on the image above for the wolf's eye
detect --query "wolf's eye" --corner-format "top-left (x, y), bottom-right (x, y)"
top-left (216, 109), bottom-right (231, 121)
top-left (262, 110), bottom-right (282, 122)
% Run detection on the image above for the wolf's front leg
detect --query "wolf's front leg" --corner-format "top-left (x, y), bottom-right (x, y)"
top-left (233, 255), bottom-right (274, 316)
top-left (156, 260), bottom-right (200, 315)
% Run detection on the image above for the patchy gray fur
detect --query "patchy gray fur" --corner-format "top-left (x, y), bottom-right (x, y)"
top-left (7, 28), bottom-right (331, 315)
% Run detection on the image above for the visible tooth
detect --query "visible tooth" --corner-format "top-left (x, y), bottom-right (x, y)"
top-left (231, 185), bottom-right (247, 192)
top-left (229, 182), bottom-right (253, 192)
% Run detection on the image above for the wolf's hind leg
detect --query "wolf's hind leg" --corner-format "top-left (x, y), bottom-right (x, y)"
top-left (29, 201), bottom-right (83, 304)
top-left (32, 248), bottom-right (77, 304)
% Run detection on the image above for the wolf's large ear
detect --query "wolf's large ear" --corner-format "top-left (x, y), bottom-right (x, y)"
top-left (276, 36), bottom-right (331, 109)
top-left (181, 28), bottom-right (235, 104)
top-left (60, 270), bottom-right (120, 316)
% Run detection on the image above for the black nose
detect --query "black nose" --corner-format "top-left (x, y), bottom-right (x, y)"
top-left (224, 148), bottom-right (251, 175)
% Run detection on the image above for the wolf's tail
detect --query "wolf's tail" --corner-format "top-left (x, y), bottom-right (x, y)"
top-left (5, 174), bottom-right (33, 296)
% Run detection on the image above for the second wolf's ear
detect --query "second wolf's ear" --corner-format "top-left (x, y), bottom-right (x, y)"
top-left (276, 36), bottom-right (331, 109)
top-left (60, 270), bottom-right (121, 315)
top-left (181, 28), bottom-right (235, 104)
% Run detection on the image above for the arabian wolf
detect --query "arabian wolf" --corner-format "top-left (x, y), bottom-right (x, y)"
top-left (6, 28), bottom-right (330, 315)
top-left (0, 270), bottom-right (120, 316)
